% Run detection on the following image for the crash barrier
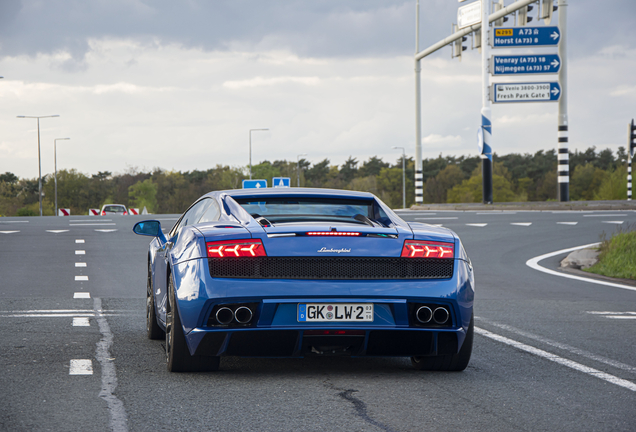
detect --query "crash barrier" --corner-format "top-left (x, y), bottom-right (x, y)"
top-left (58, 208), bottom-right (71, 216)
top-left (88, 208), bottom-right (100, 216)
top-left (129, 208), bottom-right (140, 215)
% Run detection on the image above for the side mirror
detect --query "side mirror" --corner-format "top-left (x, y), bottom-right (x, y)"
top-left (132, 220), bottom-right (167, 245)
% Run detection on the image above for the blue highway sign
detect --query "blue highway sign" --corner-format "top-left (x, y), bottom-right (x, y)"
top-left (272, 177), bottom-right (291, 188)
top-left (492, 27), bottom-right (561, 48)
top-left (491, 82), bottom-right (561, 103)
top-left (242, 179), bottom-right (267, 189)
top-left (491, 54), bottom-right (561, 75)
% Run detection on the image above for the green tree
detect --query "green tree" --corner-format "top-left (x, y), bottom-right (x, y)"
top-left (359, 156), bottom-right (389, 177)
top-left (129, 179), bottom-right (158, 213)
top-left (570, 163), bottom-right (606, 200)
top-left (594, 166), bottom-right (627, 200)
top-left (305, 159), bottom-right (330, 187)
top-left (423, 165), bottom-right (466, 203)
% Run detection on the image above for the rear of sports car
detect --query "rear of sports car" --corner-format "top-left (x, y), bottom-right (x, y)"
top-left (169, 190), bottom-right (474, 371)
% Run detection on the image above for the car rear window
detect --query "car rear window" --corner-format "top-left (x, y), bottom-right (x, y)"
top-left (233, 197), bottom-right (384, 224)
top-left (104, 205), bottom-right (124, 212)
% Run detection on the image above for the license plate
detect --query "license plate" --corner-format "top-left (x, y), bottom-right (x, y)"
top-left (298, 303), bottom-right (373, 322)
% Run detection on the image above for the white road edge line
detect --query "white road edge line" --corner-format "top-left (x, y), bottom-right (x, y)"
top-left (525, 243), bottom-right (636, 292)
top-left (476, 327), bottom-right (636, 392)
top-left (94, 297), bottom-right (128, 431)
top-left (73, 317), bottom-right (90, 326)
top-left (477, 318), bottom-right (636, 374)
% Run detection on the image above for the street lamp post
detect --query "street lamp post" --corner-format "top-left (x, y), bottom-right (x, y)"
top-left (17, 115), bottom-right (60, 216)
top-left (297, 153), bottom-right (307, 187)
top-left (249, 128), bottom-right (269, 179)
top-left (393, 146), bottom-right (406, 209)
top-left (54, 138), bottom-right (70, 216)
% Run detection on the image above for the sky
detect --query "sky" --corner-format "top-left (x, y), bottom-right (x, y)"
top-left (1, 0), bottom-right (635, 179)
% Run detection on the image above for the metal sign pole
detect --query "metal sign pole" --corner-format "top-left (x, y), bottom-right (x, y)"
top-left (414, 0), bottom-right (423, 204)
top-left (557, 0), bottom-right (569, 201)
top-left (480, 0), bottom-right (493, 204)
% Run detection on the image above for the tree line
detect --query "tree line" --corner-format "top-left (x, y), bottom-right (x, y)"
top-left (0, 146), bottom-right (630, 216)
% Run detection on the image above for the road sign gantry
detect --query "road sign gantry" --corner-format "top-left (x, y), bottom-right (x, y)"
top-left (492, 26), bottom-right (560, 48)
top-left (490, 54), bottom-right (561, 75)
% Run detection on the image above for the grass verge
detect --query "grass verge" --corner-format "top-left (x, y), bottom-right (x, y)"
top-left (584, 224), bottom-right (636, 280)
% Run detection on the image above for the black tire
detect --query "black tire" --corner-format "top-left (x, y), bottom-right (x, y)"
top-left (411, 314), bottom-right (473, 372)
top-left (166, 275), bottom-right (220, 372)
top-left (147, 262), bottom-right (165, 340)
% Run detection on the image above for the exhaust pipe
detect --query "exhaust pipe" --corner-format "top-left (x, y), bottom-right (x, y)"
top-left (433, 307), bottom-right (449, 325)
top-left (234, 306), bottom-right (253, 324)
top-left (216, 307), bottom-right (234, 325)
top-left (415, 306), bottom-right (433, 324)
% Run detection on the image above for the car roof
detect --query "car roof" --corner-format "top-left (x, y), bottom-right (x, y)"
top-left (102, 204), bottom-right (126, 207)
top-left (219, 188), bottom-right (376, 200)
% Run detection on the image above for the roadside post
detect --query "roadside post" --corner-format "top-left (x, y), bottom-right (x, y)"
top-left (629, 119), bottom-right (635, 201)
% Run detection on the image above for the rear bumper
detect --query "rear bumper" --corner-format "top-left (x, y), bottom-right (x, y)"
top-left (188, 327), bottom-right (464, 358)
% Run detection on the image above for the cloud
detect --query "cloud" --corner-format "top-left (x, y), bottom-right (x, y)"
top-left (223, 76), bottom-right (321, 89)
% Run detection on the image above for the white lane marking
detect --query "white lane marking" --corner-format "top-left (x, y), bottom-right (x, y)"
top-left (69, 359), bottom-right (93, 375)
top-left (414, 217), bottom-right (458, 220)
top-left (476, 327), bottom-right (636, 392)
top-left (47, 230), bottom-right (69, 233)
top-left (75, 239), bottom-right (85, 243)
top-left (602, 221), bottom-right (624, 224)
top-left (0, 220), bottom-right (29, 223)
top-left (526, 243), bottom-right (636, 292)
top-left (511, 222), bottom-right (532, 226)
top-left (552, 211), bottom-right (593, 213)
top-left (69, 223), bottom-right (117, 226)
top-left (466, 223), bottom-right (488, 227)
top-left (557, 222), bottom-right (578, 225)
top-left (606, 316), bottom-right (636, 319)
top-left (94, 297), bottom-right (129, 430)
top-left (475, 212), bottom-right (517, 215)
top-left (75, 275), bottom-right (89, 281)
top-left (399, 212), bottom-right (437, 215)
top-left (74, 292), bottom-right (91, 299)
top-left (75, 262), bottom-right (87, 267)
top-left (95, 229), bottom-right (118, 232)
top-left (584, 214), bottom-right (627, 217)
top-left (73, 317), bottom-right (90, 326)
top-left (587, 311), bottom-right (636, 315)
top-left (0, 230), bottom-right (20, 234)
top-left (0, 309), bottom-right (95, 313)
top-left (75, 250), bottom-right (86, 255)
top-left (70, 219), bottom-right (112, 222)
top-left (5, 313), bottom-right (95, 317)
top-left (477, 319), bottom-right (636, 374)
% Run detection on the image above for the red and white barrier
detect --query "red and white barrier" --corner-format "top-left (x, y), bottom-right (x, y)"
top-left (58, 208), bottom-right (71, 216)
top-left (129, 208), bottom-right (139, 215)
top-left (88, 208), bottom-right (100, 216)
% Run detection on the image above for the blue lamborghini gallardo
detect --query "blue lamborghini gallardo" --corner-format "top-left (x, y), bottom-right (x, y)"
top-left (133, 188), bottom-right (474, 372)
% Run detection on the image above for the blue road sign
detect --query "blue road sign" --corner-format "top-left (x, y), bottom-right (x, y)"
top-left (242, 179), bottom-right (267, 189)
top-left (272, 177), bottom-right (291, 188)
top-left (491, 82), bottom-right (561, 103)
top-left (492, 27), bottom-right (561, 48)
top-left (491, 54), bottom-right (561, 75)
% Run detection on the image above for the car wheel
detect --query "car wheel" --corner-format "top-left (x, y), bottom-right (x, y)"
top-left (165, 275), bottom-right (220, 372)
top-left (411, 314), bottom-right (473, 372)
top-left (146, 262), bottom-right (165, 340)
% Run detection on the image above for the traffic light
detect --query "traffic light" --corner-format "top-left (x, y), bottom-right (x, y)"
top-left (540, 0), bottom-right (555, 24)
top-left (518, 5), bottom-right (534, 26)
top-left (630, 119), bottom-right (636, 158)
top-left (451, 24), bottom-right (467, 61)
top-left (472, 29), bottom-right (481, 52)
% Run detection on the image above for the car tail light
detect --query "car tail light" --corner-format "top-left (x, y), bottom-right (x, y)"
top-left (306, 232), bottom-right (360, 236)
top-left (207, 239), bottom-right (267, 258)
top-left (401, 240), bottom-right (454, 258)
top-left (123, 211), bottom-right (128, 215)
top-left (101, 211), bottom-right (105, 215)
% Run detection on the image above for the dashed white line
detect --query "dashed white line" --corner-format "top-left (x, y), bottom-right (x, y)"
top-left (415, 217), bottom-right (458, 220)
top-left (95, 229), bottom-right (118, 232)
top-left (73, 317), bottom-right (90, 326)
top-left (69, 359), bottom-right (93, 375)
top-left (475, 212), bottom-right (517, 215)
top-left (75, 250), bottom-right (86, 255)
top-left (0, 220), bottom-right (29, 223)
top-left (47, 230), bottom-right (69, 233)
top-left (74, 292), bottom-right (91, 299)
top-left (602, 221), bottom-right (624, 224)
top-left (70, 223), bottom-right (116, 226)
top-left (75, 262), bottom-right (87, 267)
top-left (0, 230), bottom-right (20, 234)
top-left (510, 222), bottom-right (532, 226)
top-left (557, 222), bottom-right (578, 225)
top-left (476, 327), bottom-right (636, 392)
top-left (75, 239), bottom-right (85, 244)
top-left (70, 219), bottom-right (112, 222)
top-left (75, 276), bottom-right (89, 281)
top-left (466, 223), bottom-right (488, 227)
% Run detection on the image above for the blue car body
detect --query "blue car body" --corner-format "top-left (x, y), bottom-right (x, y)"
top-left (134, 188), bottom-right (474, 372)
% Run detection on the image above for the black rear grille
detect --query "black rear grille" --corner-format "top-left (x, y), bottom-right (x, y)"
top-left (208, 257), bottom-right (453, 280)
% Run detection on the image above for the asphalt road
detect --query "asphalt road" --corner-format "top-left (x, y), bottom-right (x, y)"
top-left (1, 210), bottom-right (635, 431)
